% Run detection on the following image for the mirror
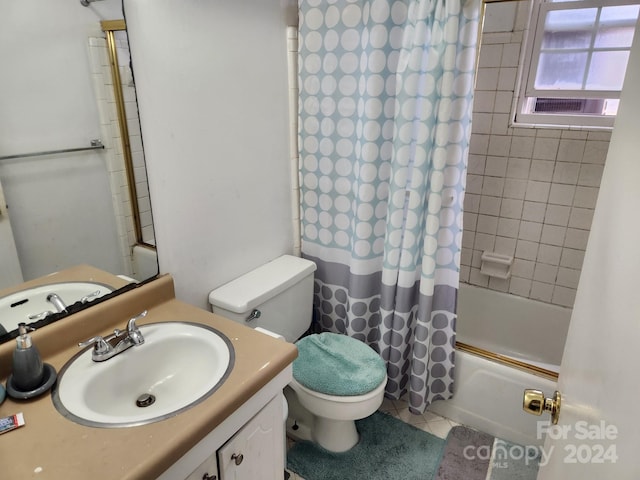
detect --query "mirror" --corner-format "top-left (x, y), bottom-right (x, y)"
top-left (0, 1), bottom-right (158, 342)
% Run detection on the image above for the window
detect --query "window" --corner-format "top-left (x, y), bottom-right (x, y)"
top-left (517, 0), bottom-right (640, 127)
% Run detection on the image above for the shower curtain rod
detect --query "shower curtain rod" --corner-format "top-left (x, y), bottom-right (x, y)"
top-left (0, 140), bottom-right (104, 162)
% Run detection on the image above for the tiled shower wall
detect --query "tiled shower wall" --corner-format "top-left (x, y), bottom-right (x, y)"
top-left (459, 0), bottom-right (610, 308)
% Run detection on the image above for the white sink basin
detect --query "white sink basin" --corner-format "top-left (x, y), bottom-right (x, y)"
top-left (52, 322), bottom-right (233, 427)
top-left (0, 282), bottom-right (114, 333)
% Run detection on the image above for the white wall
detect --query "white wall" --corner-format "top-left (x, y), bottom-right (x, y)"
top-left (0, 0), bottom-right (126, 280)
top-left (125, 0), bottom-right (297, 309)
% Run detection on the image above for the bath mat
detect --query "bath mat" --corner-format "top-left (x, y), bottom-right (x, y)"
top-left (286, 411), bottom-right (445, 480)
top-left (435, 425), bottom-right (495, 480)
top-left (487, 439), bottom-right (540, 480)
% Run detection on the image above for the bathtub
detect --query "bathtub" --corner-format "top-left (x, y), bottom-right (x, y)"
top-left (427, 284), bottom-right (572, 447)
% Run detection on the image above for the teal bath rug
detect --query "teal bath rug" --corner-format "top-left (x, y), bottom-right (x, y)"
top-left (286, 411), bottom-right (445, 480)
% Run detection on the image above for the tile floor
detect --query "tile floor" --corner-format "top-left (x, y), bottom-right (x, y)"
top-left (285, 397), bottom-right (460, 480)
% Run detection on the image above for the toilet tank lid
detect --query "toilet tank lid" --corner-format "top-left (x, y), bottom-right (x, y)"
top-left (208, 255), bottom-right (317, 313)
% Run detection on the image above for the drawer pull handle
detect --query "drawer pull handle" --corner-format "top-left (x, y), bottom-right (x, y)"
top-left (231, 453), bottom-right (244, 465)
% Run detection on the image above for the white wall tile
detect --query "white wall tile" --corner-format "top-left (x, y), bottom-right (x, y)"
top-left (483, 2), bottom-right (517, 33)
top-left (471, 249), bottom-right (484, 268)
top-left (477, 214), bottom-right (499, 235)
top-left (568, 207), bottom-right (594, 230)
top-left (476, 68), bottom-right (500, 91)
top-left (578, 164), bottom-right (604, 187)
top-left (479, 44), bottom-right (504, 68)
top-left (533, 137), bottom-right (559, 160)
top-left (497, 217), bottom-right (520, 238)
top-left (548, 184), bottom-right (575, 205)
top-left (464, 193), bottom-right (481, 213)
top-left (582, 141), bottom-right (609, 164)
top-left (472, 113), bottom-right (493, 134)
top-left (509, 137), bottom-right (535, 158)
top-left (488, 135), bottom-right (512, 156)
top-left (501, 43), bottom-right (521, 67)
top-left (489, 277), bottom-right (510, 292)
top-left (494, 91), bottom-right (513, 113)
top-left (512, 258), bottom-right (535, 279)
top-left (467, 154), bottom-right (487, 175)
top-left (515, 239), bottom-right (538, 260)
top-left (497, 67), bottom-right (518, 91)
top-left (541, 224), bottom-right (566, 246)
top-left (552, 286), bottom-right (576, 307)
top-left (557, 139), bottom-right (586, 163)
top-left (494, 235), bottom-right (517, 255)
top-left (537, 244), bottom-right (562, 265)
top-left (474, 232), bottom-right (497, 252)
top-left (470, 133), bottom-right (490, 154)
top-left (522, 201), bottom-right (546, 222)
top-left (473, 92), bottom-right (497, 113)
top-left (509, 276), bottom-right (532, 297)
top-left (519, 221), bottom-right (543, 242)
top-left (530, 281), bottom-right (554, 302)
top-left (534, 263), bottom-right (558, 284)
top-left (469, 268), bottom-right (490, 287)
top-left (556, 267), bottom-right (581, 289)
top-left (479, 195), bottom-right (502, 215)
top-left (482, 176), bottom-right (505, 196)
top-left (573, 186), bottom-right (599, 208)
top-left (507, 157), bottom-right (531, 179)
top-left (491, 114), bottom-right (510, 135)
top-left (500, 198), bottom-right (524, 218)
top-left (485, 156), bottom-right (508, 177)
top-left (564, 228), bottom-right (590, 250)
top-left (525, 180), bottom-right (551, 202)
top-left (466, 174), bottom-right (484, 194)
top-left (462, 231), bottom-right (476, 249)
top-left (560, 248), bottom-right (585, 269)
top-left (553, 162), bottom-right (580, 184)
top-left (463, 211), bottom-right (478, 231)
top-left (503, 178), bottom-right (527, 199)
top-left (545, 204), bottom-right (571, 226)
top-left (529, 160), bottom-right (555, 182)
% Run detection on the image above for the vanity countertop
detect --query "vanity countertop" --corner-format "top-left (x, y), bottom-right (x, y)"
top-left (0, 274), bottom-right (298, 479)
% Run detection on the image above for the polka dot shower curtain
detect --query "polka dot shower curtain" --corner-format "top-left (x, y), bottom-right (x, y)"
top-left (298, 0), bottom-right (480, 413)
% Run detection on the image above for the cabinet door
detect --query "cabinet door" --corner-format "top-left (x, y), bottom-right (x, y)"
top-left (217, 395), bottom-right (284, 480)
top-left (185, 451), bottom-right (218, 480)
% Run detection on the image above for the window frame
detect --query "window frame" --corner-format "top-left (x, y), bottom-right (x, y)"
top-left (515, 0), bottom-right (640, 128)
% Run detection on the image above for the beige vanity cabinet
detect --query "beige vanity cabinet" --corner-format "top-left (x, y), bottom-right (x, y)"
top-left (184, 394), bottom-right (285, 480)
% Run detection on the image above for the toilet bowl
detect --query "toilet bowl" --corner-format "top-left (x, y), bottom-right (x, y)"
top-left (208, 255), bottom-right (387, 453)
top-left (287, 374), bottom-right (386, 452)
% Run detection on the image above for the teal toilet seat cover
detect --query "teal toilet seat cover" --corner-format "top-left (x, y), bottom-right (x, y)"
top-left (293, 332), bottom-right (387, 396)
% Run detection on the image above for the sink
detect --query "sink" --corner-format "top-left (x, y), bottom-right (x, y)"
top-left (52, 322), bottom-right (234, 428)
top-left (0, 282), bottom-right (114, 333)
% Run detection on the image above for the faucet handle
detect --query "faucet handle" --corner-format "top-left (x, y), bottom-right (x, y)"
top-left (126, 310), bottom-right (147, 345)
top-left (79, 336), bottom-right (111, 355)
top-left (127, 310), bottom-right (147, 332)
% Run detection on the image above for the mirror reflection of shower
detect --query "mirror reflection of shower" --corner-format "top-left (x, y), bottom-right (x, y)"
top-left (97, 21), bottom-right (156, 248)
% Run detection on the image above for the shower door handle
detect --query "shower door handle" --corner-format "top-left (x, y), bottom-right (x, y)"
top-left (523, 389), bottom-right (561, 425)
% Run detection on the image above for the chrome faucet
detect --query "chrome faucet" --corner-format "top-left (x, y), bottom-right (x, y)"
top-left (79, 311), bottom-right (147, 362)
top-left (46, 293), bottom-right (68, 313)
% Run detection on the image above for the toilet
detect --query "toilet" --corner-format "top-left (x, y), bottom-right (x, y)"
top-left (208, 255), bottom-right (387, 452)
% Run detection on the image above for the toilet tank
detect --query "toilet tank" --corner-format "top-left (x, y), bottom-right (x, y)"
top-left (208, 255), bottom-right (317, 342)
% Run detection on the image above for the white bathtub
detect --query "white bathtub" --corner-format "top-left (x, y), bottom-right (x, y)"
top-left (428, 284), bottom-right (572, 446)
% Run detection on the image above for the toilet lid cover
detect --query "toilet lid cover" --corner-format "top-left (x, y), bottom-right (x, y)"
top-left (293, 332), bottom-right (386, 396)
